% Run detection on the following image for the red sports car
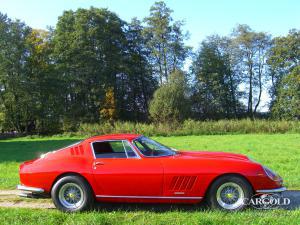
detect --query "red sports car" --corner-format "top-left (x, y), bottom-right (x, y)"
top-left (17, 134), bottom-right (286, 212)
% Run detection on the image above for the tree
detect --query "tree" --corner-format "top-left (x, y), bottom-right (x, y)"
top-left (0, 13), bottom-right (33, 132)
top-left (191, 35), bottom-right (241, 119)
top-left (272, 66), bottom-right (300, 119)
top-left (120, 18), bottom-right (158, 121)
top-left (149, 70), bottom-right (190, 123)
top-left (268, 30), bottom-right (300, 105)
top-left (231, 25), bottom-right (271, 117)
top-left (52, 8), bottom-right (127, 128)
top-left (144, 1), bottom-right (190, 84)
top-left (26, 29), bottom-right (63, 133)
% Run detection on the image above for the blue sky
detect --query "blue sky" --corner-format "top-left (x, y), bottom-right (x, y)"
top-left (1, 0), bottom-right (299, 50)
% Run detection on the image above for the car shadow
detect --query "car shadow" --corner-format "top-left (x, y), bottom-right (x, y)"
top-left (280, 190), bottom-right (300, 210)
top-left (93, 202), bottom-right (207, 212)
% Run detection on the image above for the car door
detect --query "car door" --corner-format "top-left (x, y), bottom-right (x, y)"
top-left (91, 140), bottom-right (164, 197)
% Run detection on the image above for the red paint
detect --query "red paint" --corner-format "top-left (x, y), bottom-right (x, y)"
top-left (19, 134), bottom-right (284, 203)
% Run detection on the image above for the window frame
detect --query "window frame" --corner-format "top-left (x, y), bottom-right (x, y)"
top-left (90, 140), bottom-right (141, 159)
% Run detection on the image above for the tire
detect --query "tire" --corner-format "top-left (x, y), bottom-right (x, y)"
top-left (51, 175), bottom-right (94, 212)
top-left (206, 175), bottom-right (253, 211)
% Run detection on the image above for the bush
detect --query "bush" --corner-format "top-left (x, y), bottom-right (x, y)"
top-left (76, 119), bottom-right (300, 137)
top-left (149, 70), bottom-right (190, 123)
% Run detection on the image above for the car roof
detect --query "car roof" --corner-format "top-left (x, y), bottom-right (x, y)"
top-left (85, 133), bottom-right (141, 142)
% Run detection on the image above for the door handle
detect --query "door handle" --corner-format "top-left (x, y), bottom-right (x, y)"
top-left (94, 161), bottom-right (105, 166)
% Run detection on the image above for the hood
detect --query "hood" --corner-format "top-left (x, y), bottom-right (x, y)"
top-left (177, 151), bottom-right (250, 161)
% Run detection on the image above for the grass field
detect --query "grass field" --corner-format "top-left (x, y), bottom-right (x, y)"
top-left (0, 134), bottom-right (300, 224)
top-left (1, 134), bottom-right (300, 190)
top-left (0, 208), bottom-right (300, 225)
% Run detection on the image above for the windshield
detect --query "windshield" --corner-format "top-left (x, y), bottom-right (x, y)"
top-left (133, 136), bottom-right (176, 157)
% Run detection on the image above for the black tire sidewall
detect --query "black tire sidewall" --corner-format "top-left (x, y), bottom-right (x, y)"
top-left (207, 175), bottom-right (253, 211)
top-left (51, 175), bottom-right (93, 212)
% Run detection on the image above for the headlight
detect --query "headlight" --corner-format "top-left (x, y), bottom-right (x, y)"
top-left (263, 166), bottom-right (280, 181)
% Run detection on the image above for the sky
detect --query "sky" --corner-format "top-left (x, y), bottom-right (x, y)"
top-left (1, 0), bottom-right (299, 111)
top-left (1, 0), bottom-right (300, 49)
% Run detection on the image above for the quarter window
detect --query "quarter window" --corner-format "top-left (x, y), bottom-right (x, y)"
top-left (123, 141), bottom-right (138, 158)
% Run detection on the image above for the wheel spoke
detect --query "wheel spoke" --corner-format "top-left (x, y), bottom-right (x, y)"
top-left (216, 182), bottom-right (245, 210)
top-left (58, 183), bottom-right (84, 209)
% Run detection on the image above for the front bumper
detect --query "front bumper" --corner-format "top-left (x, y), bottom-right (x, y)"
top-left (17, 185), bottom-right (48, 198)
top-left (256, 187), bottom-right (287, 193)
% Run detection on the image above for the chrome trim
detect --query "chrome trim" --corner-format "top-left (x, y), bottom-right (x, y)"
top-left (174, 192), bottom-right (185, 195)
top-left (122, 141), bottom-right (129, 158)
top-left (256, 187), bottom-right (287, 193)
top-left (96, 195), bottom-right (203, 200)
top-left (17, 185), bottom-right (44, 193)
top-left (90, 139), bottom-right (141, 160)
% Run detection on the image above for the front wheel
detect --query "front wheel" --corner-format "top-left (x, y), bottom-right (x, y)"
top-left (51, 175), bottom-right (94, 212)
top-left (207, 175), bottom-right (253, 211)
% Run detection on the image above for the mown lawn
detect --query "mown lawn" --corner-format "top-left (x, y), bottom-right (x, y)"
top-left (0, 207), bottom-right (300, 225)
top-left (0, 134), bottom-right (299, 225)
top-left (1, 134), bottom-right (299, 190)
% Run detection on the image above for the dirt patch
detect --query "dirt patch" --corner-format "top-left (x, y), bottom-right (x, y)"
top-left (0, 189), bottom-right (54, 209)
top-left (0, 190), bottom-right (20, 196)
top-left (0, 201), bottom-right (54, 209)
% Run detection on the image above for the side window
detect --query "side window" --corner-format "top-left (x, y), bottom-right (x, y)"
top-left (93, 141), bottom-right (126, 158)
top-left (123, 141), bottom-right (138, 158)
top-left (110, 141), bottom-right (125, 152)
top-left (92, 141), bottom-right (138, 158)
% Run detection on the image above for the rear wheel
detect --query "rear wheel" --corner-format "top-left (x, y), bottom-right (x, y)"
top-left (207, 175), bottom-right (253, 211)
top-left (51, 175), bottom-right (94, 212)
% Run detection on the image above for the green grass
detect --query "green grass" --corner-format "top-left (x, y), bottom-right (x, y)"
top-left (0, 208), bottom-right (300, 225)
top-left (1, 134), bottom-right (299, 190)
top-left (0, 134), bottom-right (300, 224)
top-left (0, 136), bottom-right (81, 189)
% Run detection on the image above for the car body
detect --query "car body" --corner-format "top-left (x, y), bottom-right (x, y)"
top-left (18, 134), bottom-right (286, 211)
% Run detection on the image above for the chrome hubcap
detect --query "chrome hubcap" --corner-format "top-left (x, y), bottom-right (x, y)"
top-left (58, 183), bottom-right (84, 209)
top-left (216, 182), bottom-right (245, 210)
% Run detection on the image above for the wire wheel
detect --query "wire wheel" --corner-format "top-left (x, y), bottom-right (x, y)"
top-left (216, 182), bottom-right (245, 210)
top-left (58, 183), bottom-right (84, 210)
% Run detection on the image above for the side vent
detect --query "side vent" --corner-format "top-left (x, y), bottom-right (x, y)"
top-left (169, 176), bottom-right (197, 191)
top-left (70, 145), bottom-right (84, 156)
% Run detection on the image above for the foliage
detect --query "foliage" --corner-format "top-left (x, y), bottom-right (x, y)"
top-left (231, 25), bottom-right (272, 117)
top-left (191, 35), bottom-right (242, 119)
top-left (143, 1), bottom-right (191, 84)
top-left (0, 13), bottom-right (32, 132)
top-left (100, 87), bottom-right (116, 123)
top-left (0, 2), bottom-right (300, 135)
top-left (76, 119), bottom-right (300, 137)
top-left (119, 18), bottom-right (158, 121)
top-left (52, 8), bottom-right (127, 126)
top-left (268, 29), bottom-right (300, 107)
top-left (149, 70), bottom-right (190, 123)
top-left (272, 66), bottom-right (300, 119)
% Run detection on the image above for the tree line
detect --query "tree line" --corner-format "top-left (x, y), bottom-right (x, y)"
top-left (0, 1), bottom-right (299, 134)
